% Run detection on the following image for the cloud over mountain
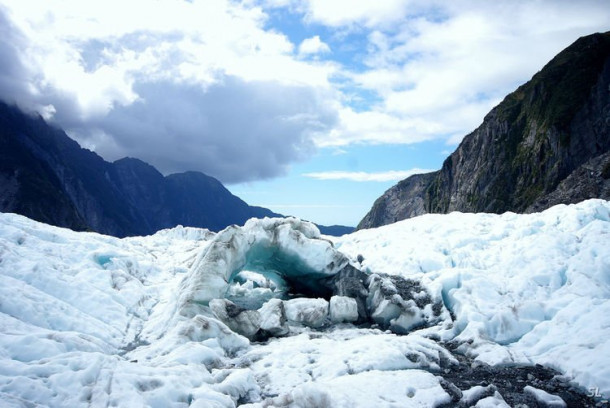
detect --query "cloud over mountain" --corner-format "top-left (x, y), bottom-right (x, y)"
top-left (1, 0), bottom-right (609, 184)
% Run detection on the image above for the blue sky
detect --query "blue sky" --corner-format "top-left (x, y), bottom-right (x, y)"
top-left (1, 0), bottom-right (609, 226)
top-left (232, 140), bottom-right (447, 226)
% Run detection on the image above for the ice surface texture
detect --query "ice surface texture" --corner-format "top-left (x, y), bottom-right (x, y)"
top-left (336, 199), bottom-right (610, 397)
top-left (0, 200), bottom-right (609, 407)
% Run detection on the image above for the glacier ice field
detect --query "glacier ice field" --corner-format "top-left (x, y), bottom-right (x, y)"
top-left (0, 200), bottom-right (609, 407)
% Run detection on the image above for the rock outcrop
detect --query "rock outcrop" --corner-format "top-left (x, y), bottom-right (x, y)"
top-left (367, 274), bottom-right (445, 334)
top-left (359, 31), bottom-right (610, 229)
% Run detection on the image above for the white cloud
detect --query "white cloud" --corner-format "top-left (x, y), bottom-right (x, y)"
top-left (0, 0), bottom-right (341, 182)
top-left (298, 0), bottom-right (412, 28)
top-left (299, 36), bottom-right (331, 55)
top-left (1, 0), bottom-right (609, 184)
top-left (73, 78), bottom-right (337, 183)
top-left (316, 107), bottom-right (450, 147)
top-left (320, 0), bottom-right (610, 146)
top-left (303, 169), bottom-right (435, 182)
top-left (1, 0), bottom-right (336, 111)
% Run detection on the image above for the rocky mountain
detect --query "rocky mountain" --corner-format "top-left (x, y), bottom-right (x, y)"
top-left (0, 101), bottom-right (286, 236)
top-left (358, 31), bottom-right (610, 230)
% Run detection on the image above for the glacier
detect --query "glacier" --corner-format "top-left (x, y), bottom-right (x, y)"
top-left (0, 200), bottom-right (609, 407)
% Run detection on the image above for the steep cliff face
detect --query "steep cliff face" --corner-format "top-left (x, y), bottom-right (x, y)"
top-left (0, 112), bottom-right (88, 231)
top-left (0, 102), bottom-right (281, 236)
top-left (526, 151), bottom-right (610, 213)
top-left (359, 32), bottom-right (610, 230)
top-left (358, 172), bottom-right (436, 229)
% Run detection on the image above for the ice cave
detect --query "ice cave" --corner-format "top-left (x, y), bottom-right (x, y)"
top-left (171, 217), bottom-right (449, 342)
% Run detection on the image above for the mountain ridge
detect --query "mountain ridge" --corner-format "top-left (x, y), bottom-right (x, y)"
top-left (0, 102), bottom-right (353, 236)
top-left (358, 31), bottom-right (610, 230)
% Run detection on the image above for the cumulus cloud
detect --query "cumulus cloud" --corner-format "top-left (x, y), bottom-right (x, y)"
top-left (297, 0), bottom-right (412, 28)
top-left (0, 7), bottom-right (46, 114)
top-left (0, 0), bottom-right (339, 183)
top-left (334, 0), bottom-right (610, 146)
top-left (1, 0), bottom-right (609, 185)
top-left (299, 36), bottom-right (331, 55)
top-left (315, 107), bottom-right (454, 147)
top-left (70, 77), bottom-right (337, 183)
top-left (303, 169), bottom-right (434, 182)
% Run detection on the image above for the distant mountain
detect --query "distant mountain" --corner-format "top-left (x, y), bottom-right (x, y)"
top-left (358, 31), bottom-right (610, 230)
top-left (111, 157), bottom-right (281, 234)
top-left (316, 224), bottom-right (355, 236)
top-left (0, 102), bottom-right (353, 236)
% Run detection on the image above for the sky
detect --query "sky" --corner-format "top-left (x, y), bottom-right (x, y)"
top-left (0, 1), bottom-right (609, 227)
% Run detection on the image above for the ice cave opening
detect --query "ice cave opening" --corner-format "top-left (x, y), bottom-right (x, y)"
top-left (224, 242), bottom-right (335, 310)
top-left (183, 218), bottom-right (446, 337)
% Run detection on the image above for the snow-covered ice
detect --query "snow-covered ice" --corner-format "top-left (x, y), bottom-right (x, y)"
top-left (335, 199), bottom-right (610, 397)
top-left (1, 199), bottom-right (609, 407)
top-left (284, 298), bottom-right (329, 328)
top-left (258, 298), bottom-right (289, 336)
top-left (0, 218), bottom-right (240, 407)
top-left (524, 385), bottom-right (567, 407)
top-left (237, 327), bottom-right (456, 400)
top-left (329, 295), bottom-right (358, 323)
